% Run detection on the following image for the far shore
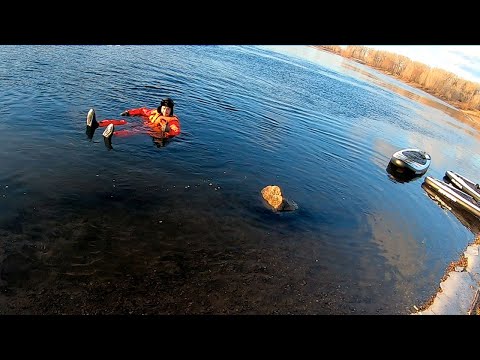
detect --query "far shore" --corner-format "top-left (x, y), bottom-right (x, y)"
top-left (382, 71), bottom-right (480, 125)
top-left (329, 50), bottom-right (480, 127)
top-left (402, 76), bottom-right (480, 124)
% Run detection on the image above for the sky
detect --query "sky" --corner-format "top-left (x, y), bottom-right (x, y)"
top-left (365, 46), bottom-right (480, 84)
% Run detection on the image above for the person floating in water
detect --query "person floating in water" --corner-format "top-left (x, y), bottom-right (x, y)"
top-left (85, 97), bottom-right (181, 150)
top-left (120, 97), bottom-right (181, 138)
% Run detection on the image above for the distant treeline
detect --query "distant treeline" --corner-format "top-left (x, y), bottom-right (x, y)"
top-left (317, 45), bottom-right (480, 111)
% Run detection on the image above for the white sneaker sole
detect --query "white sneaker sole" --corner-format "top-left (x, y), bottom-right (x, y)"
top-left (102, 123), bottom-right (114, 138)
top-left (86, 108), bottom-right (95, 127)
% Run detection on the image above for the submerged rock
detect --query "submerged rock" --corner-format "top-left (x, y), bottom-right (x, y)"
top-left (261, 185), bottom-right (298, 212)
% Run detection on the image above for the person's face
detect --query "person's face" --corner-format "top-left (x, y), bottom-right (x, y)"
top-left (161, 106), bottom-right (172, 116)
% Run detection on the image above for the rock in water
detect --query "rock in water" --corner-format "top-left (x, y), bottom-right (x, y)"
top-left (261, 185), bottom-right (298, 212)
top-left (261, 185), bottom-right (284, 210)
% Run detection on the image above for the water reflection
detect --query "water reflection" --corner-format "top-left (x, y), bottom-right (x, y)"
top-left (386, 163), bottom-right (425, 184)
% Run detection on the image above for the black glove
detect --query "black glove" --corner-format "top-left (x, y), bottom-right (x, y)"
top-left (120, 111), bottom-right (129, 116)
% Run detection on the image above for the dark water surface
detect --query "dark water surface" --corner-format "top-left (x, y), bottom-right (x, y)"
top-left (1, 45), bottom-right (479, 314)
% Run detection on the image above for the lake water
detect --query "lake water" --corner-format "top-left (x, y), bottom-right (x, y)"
top-left (1, 45), bottom-right (479, 314)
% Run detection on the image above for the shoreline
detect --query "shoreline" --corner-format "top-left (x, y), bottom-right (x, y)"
top-left (406, 81), bottom-right (480, 123)
top-left (377, 69), bottom-right (480, 124)
top-left (316, 47), bottom-right (480, 125)
top-left (413, 236), bottom-right (480, 315)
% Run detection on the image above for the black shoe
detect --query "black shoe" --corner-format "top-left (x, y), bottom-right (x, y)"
top-left (86, 108), bottom-right (99, 139)
top-left (103, 123), bottom-right (114, 150)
